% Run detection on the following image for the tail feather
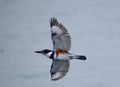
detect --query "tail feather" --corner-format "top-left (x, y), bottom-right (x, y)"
top-left (69, 55), bottom-right (87, 60)
top-left (76, 55), bottom-right (87, 60)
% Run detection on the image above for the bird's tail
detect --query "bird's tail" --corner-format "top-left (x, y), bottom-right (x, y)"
top-left (75, 55), bottom-right (87, 60)
top-left (69, 54), bottom-right (87, 60)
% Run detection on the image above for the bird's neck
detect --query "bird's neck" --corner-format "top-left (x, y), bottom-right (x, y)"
top-left (45, 51), bottom-right (54, 59)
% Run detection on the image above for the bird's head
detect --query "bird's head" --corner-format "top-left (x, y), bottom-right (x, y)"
top-left (35, 49), bottom-right (53, 58)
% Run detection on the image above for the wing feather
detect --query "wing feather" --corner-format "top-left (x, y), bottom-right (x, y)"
top-left (50, 59), bottom-right (70, 81)
top-left (50, 18), bottom-right (71, 51)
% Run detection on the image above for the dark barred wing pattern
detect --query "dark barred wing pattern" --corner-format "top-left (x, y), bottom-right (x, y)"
top-left (50, 59), bottom-right (70, 81)
top-left (50, 18), bottom-right (71, 52)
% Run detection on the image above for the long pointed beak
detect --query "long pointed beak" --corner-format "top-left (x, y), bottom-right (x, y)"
top-left (35, 51), bottom-right (42, 53)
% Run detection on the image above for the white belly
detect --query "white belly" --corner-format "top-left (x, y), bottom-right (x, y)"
top-left (54, 54), bottom-right (70, 60)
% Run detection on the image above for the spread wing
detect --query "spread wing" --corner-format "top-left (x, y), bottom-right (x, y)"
top-left (50, 59), bottom-right (70, 81)
top-left (50, 18), bottom-right (71, 52)
top-left (49, 18), bottom-right (70, 81)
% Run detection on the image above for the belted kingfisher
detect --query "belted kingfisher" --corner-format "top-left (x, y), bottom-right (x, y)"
top-left (35, 18), bottom-right (87, 81)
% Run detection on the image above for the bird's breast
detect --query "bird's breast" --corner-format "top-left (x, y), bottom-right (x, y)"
top-left (54, 49), bottom-right (69, 60)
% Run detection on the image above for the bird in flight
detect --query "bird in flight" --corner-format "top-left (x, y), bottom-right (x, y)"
top-left (35, 18), bottom-right (87, 81)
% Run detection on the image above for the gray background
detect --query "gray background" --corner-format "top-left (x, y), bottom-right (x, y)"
top-left (0, 0), bottom-right (120, 87)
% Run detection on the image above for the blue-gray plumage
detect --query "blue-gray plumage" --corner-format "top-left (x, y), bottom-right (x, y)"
top-left (35, 17), bottom-right (87, 81)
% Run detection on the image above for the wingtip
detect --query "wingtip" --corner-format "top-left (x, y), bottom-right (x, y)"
top-left (50, 17), bottom-right (57, 20)
top-left (51, 72), bottom-right (64, 81)
top-left (50, 17), bottom-right (58, 28)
